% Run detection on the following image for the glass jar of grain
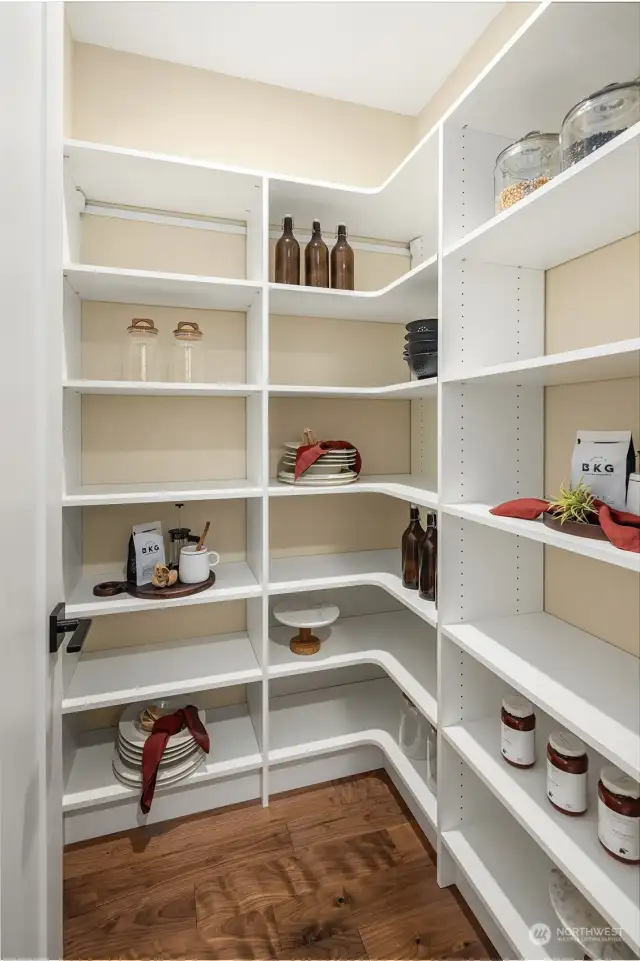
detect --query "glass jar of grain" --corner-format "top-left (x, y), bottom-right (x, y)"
top-left (560, 79), bottom-right (640, 170)
top-left (494, 131), bottom-right (560, 214)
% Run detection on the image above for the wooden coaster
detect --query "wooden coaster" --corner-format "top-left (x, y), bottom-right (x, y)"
top-left (289, 627), bottom-right (321, 656)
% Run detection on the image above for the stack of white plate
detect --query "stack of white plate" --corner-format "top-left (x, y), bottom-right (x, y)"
top-left (278, 441), bottom-right (359, 487)
top-left (112, 698), bottom-right (206, 789)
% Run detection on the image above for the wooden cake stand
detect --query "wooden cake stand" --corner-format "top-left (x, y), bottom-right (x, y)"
top-left (273, 601), bottom-right (340, 655)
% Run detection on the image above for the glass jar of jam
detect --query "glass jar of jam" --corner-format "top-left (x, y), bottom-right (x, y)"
top-left (598, 766), bottom-right (640, 864)
top-left (501, 694), bottom-right (536, 768)
top-left (547, 731), bottom-right (588, 816)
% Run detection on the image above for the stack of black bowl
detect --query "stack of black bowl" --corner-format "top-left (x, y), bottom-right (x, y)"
top-left (404, 319), bottom-right (438, 380)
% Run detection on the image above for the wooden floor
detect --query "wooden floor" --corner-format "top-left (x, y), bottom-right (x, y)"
top-left (64, 771), bottom-right (495, 960)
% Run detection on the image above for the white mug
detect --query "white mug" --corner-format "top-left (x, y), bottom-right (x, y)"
top-left (179, 544), bottom-right (220, 584)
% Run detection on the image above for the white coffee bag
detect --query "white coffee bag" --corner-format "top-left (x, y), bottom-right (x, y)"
top-left (571, 430), bottom-right (634, 510)
top-left (131, 521), bottom-right (166, 586)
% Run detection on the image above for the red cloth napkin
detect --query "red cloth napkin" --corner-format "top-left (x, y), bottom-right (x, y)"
top-left (295, 440), bottom-right (362, 480)
top-left (490, 498), bottom-right (640, 553)
top-left (140, 705), bottom-right (209, 813)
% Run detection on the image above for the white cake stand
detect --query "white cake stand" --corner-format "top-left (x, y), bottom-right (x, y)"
top-left (273, 601), bottom-right (340, 656)
top-left (549, 868), bottom-right (636, 960)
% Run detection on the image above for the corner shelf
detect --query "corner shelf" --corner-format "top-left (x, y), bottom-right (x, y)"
top-left (269, 611), bottom-right (437, 726)
top-left (62, 631), bottom-right (262, 714)
top-left (268, 677), bottom-right (437, 829)
top-left (269, 379), bottom-right (436, 400)
top-left (268, 549), bottom-right (437, 629)
top-left (443, 612), bottom-right (640, 780)
top-left (270, 476), bottom-right (438, 510)
top-left (64, 263), bottom-right (262, 311)
top-left (443, 502), bottom-right (640, 573)
top-left (443, 714), bottom-right (640, 955)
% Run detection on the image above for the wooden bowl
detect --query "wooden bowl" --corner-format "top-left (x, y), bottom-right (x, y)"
top-left (542, 512), bottom-right (607, 541)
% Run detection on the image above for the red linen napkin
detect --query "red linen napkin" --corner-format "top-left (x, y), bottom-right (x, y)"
top-left (295, 440), bottom-right (362, 480)
top-left (490, 498), bottom-right (640, 553)
top-left (140, 706), bottom-right (209, 813)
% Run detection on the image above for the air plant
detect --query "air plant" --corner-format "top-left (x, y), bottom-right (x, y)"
top-left (548, 478), bottom-right (598, 525)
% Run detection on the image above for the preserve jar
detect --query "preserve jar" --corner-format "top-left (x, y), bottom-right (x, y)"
top-left (598, 766), bottom-right (640, 864)
top-left (123, 318), bottom-right (159, 382)
top-left (547, 731), bottom-right (588, 816)
top-left (399, 694), bottom-right (429, 760)
top-left (494, 131), bottom-right (560, 213)
top-left (171, 321), bottom-right (204, 383)
top-left (561, 80), bottom-right (640, 170)
top-left (501, 694), bottom-right (536, 768)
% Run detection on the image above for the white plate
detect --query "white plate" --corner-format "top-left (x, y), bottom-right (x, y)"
top-left (278, 473), bottom-right (359, 486)
top-left (118, 698), bottom-right (206, 751)
top-left (284, 441), bottom-right (356, 453)
top-left (117, 734), bottom-right (197, 759)
top-left (281, 456), bottom-right (357, 465)
top-left (273, 601), bottom-right (340, 629)
top-left (117, 736), bottom-right (199, 766)
top-left (278, 470), bottom-right (358, 481)
top-left (112, 748), bottom-right (205, 786)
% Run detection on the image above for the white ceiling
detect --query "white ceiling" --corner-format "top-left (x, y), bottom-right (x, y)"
top-left (66, 1), bottom-right (504, 116)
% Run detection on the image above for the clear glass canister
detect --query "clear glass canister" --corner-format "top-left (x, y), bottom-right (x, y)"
top-left (124, 318), bottom-right (159, 382)
top-left (561, 80), bottom-right (640, 170)
top-left (494, 131), bottom-right (560, 213)
top-left (399, 694), bottom-right (430, 760)
top-left (171, 321), bottom-right (204, 383)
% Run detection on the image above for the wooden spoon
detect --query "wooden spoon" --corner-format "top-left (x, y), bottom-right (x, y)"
top-left (196, 521), bottom-right (210, 551)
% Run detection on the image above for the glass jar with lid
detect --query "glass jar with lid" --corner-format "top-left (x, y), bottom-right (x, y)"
top-left (123, 318), bottom-right (159, 382)
top-left (494, 131), bottom-right (560, 213)
top-left (171, 321), bottom-right (205, 383)
top-left (561, 79), bottom-right (640, 170)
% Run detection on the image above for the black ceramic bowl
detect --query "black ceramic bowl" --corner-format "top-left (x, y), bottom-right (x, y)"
top-left (406, 318), bottom-right (438, 334)
top-left (406, 350), bottom-right (438, 379)
top-left (405, 330), bottom-right (438, 341)
top-left (406, 339), bottom-right (437, 356)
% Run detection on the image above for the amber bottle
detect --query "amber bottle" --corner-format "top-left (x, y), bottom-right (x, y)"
top-left (419, 511), bottom-right (437, 602)
top-left (402, 505), bottom-right (425, 590)
top-left (330, 224), bottom-right (354, 290)
top-left (275, 215), bottom-right (300, 285)
top-left (305, 220), bottom-right (330, 287)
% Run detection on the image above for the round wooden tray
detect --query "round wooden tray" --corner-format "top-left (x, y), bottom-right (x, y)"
top-left (93, 571), bottom-right (216, 599)
top-left (542, 512), bottom-right (607, 541)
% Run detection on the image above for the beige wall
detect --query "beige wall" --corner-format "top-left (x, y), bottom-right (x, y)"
top-left (71, 42), bottom-right (415, 186)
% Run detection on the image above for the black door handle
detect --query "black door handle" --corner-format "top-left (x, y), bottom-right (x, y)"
top-left (49, 601), bottom-right (92, 654)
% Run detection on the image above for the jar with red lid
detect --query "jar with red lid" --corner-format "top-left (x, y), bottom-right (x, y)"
top-left (598, 766), bottom-right (640, 864)
top-left (501, 694), bottom-right (536, 768)
top-left (547, 731), bottom-right (588, 816)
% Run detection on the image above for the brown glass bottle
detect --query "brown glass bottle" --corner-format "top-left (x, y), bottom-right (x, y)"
top-left (402, 505), bottom-right (425, 590)
top-left (330, 224), bottom-right (354, 290)
top-left (304, 220), bottom-right (329, 287)
top-left (275, 215), bottom-right (300, 285)
top-left (419, 511), bottom-right (437, 602)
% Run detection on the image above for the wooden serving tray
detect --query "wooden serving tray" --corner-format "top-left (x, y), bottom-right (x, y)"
top-left (93, 572), bottom-right (216, 599)
top-left (542, 512), bottom-right (607, 541)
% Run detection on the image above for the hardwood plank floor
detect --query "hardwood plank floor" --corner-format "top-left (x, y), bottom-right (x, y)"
top-left (64, 770), bottom-right (495, 961)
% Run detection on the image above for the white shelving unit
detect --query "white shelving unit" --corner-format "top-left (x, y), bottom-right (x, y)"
top-left (55, 4), bottom-right (640, 958)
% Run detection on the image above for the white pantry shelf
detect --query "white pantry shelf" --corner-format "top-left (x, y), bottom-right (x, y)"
top-left (64, 264), bottom-right (262, 311)
top-left (444, 122), bottom-right (640, 270)
top-left (269, 379), bottom-right (436, 400)
top-left (443, 715), bottom-right (640, 955)
top-left (63, 704), bottom-right (262, 813)
top-left (268, 677), bottom-right (436, 828)
top-left (443, 502), bottom-right (640, 573)
top-left (62, 631), bottom-right (262, 714)
top-left (269, 255), bottom-right (437, 322)
top-left (444, 339), bottom-right (640, 388)
top-left (269, 549), bottom-right (437, 629)
top-left (63, 479), bottom-right (262, 507)
top-left (269, 611), bottom-right (437, 726)
top-left (64, 139), bottom-right (263, 221)
top-left (63, 379), bottom-right (261, 397)
top-left (66, 561), bottom-right (261, 618)
top-left (443, 612), bottom-right (640, 780)
top-left (442, 814), bottom-right (572, 961)
top-left (269, 475), bottom-right (438, 511)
